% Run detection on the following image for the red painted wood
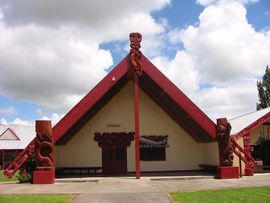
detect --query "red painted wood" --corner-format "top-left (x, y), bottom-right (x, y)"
top-left (233, 112), bottom-right (270, 139)
top-left (53, 52), bottom-right (217, 144)
top-left (35, 120), bottom-right (54, 170)
top-left (141, 55), bottom-right (216, 138)
top-left (32, 170), bottom-right (55, 184)
top-left (33, 120), bottom-right (55, 184)
top-left (218, 166), bottom-right (240, 179)
top-left (3, 139), bottom-right (36, 178)
top-left (134, 74), bottom-right (140, 179)
top-left (244, 167), bottom-right (254, 176)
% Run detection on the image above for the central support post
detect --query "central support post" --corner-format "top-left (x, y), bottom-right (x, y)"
top-left (134, 74), bottom-right (140, 179)
top-left (129, 32), bottom-right (142, 179)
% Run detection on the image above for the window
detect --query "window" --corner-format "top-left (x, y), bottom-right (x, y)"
top-left (251, 145), bottom-right (262, 160)
top-left (140, 147), bottom-right (166, 161)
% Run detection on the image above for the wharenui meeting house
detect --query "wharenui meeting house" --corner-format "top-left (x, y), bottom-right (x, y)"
top-left (2, 33), bottom-right (270, 184)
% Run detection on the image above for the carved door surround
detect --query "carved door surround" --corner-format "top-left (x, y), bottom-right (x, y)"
top-left (94, 132), bottom-right (134, 174)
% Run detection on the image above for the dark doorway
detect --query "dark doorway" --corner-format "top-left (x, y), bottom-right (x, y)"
top-left (262, 141), bottom-right (270, 170)
top-left (94, 132), bottom-right (134, 175)
top-left (102, 147), bottom-right (127, 174)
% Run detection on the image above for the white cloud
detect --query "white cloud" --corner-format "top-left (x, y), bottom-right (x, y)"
top-left (0, 22), bottom-right (112, 110)
top-left (0, 106), bottom-right (17, 116)
top-left (40, 113), bottom-right (64, 126)
top-left (0, 0), bottom-right (168, 41)
top-left (191, 79), bottom-right (258, 120)
top-left (182, 0), bottom-right (270, 84)
top-left (152, 0), bottom-right (268, 120)
top-left (0, 0), bottom-right (170, 111)
top-left (152, 51), bottom-right (199, 95)
top-left (0, 112), bottom-right (63, 126)
top-left (167, 28), bottom-right (184, 45)
top-left (196, 0), bottom-right (258, 7)
top-left (196, 0), bottom-right (217, 6)
top-left (11, 118), bottom-right (33, 125)
top-left (1, 0), bottom-right (170, 26)
top-left (0, 118), bottom-right (8, 125)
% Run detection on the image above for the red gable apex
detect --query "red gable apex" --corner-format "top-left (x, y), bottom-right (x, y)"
top-left (53, 54), bottom-right (216, 144)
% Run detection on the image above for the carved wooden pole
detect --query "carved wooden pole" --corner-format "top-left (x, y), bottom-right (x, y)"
top-left (217, 118), bottom-right (239, 179)
top-left (134, 73), bottom-right (140, 179)
top-left (129, 32), bottom-right (142, 179)
top-left (243, 133), bottom-right (254, 176)
top-left (217, 118), bottom-right (233, 166)
top-left (33, 120), bottom-right (55, 184)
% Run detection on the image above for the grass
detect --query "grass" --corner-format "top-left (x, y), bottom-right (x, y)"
top-left (0, 194), bottom-right (75, 203)
top-left (0, 170), bottom-right (18, 182)
top-left (170, 187), bottom-right (270, 203)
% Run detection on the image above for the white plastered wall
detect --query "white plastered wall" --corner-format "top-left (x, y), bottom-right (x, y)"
top-left (203, 142), bottom-right (219, 166)
top-left (55, 81), bottom-right (208, 171)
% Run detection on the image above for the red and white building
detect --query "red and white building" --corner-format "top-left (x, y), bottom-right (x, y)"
top-left (1, 34), bottom-right (270, 182)
top-left (0, 124), bottom-right (35, 170)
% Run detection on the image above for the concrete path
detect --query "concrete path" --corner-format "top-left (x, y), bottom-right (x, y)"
top-left (0, 174), bottom-right (270, 203)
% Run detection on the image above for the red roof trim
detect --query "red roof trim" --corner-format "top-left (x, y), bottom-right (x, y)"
top-left (0, 128), bottom-right (20, 140)
top-left (53, 54), bottom-right (217, 143)
top-left (232, 111), bottom-right (270, 140)
top-left (53, 57), bottom-right (129, 142)
top-left (142, 56), bottom-right (216, 138)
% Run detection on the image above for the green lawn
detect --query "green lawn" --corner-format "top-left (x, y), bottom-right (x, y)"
top-left (0, 194), bottom-right (75, 203)
top-left (170, 187), bottom-right (270, 203)
top-left (0, 170), bottom-right (18, 182)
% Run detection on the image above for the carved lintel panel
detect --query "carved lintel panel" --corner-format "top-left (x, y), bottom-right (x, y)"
top-left (94, 132), bottom-right (134, 148)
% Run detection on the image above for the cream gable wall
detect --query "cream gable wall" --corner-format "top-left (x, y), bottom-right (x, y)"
top-left (203, 143), bottom-right (219, 166)
top-left (55, 81), bottom-right (205, 171)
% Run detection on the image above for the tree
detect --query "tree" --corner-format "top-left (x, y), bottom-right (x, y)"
top-left (256, 65), bottom-right (270, 110)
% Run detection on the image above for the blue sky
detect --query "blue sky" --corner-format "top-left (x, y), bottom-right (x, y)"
top-left (0, 0), bottom-right (270, 125)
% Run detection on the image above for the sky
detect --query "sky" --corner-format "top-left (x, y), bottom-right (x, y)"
top-left (0, 0), bottom-right (270, 126)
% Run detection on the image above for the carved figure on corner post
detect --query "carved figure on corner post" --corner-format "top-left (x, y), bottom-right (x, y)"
top-left (35, 132), bottom-right (54, 171)
top-left (32, 120), bottom-right (55, 184)
top-left (217, 118), bottom-right (234, 166)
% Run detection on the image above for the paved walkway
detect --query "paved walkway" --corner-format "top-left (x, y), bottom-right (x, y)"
top-left (0, 174), bottom-right (270, 203)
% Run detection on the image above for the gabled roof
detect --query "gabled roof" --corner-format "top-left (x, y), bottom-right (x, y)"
top-left (230, 107), bottom-right (270, 138)
top-left (0, 128), bottom-right (20, 140)
top-left (0, 124), bottom-right (36, 150)
top-left (53, 54), bottom-right (216, 145)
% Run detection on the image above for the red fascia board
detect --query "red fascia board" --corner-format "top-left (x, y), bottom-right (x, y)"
top-left (53, 57), bottom-right (129, 142)
top-left (142, 56), bottom-right (216, 138)
top-left (233, 111), bottom-right (270, 138)
top-left (0, 128), bottom-right (20, 140)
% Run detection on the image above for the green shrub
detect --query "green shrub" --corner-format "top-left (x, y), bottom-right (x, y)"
top-left (16, 155), bottom-right (36, 183)
top-left (16, 171), bottom-right (32, 183)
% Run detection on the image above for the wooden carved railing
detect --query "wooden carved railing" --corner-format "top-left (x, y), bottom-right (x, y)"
top-left (230, 137), bottom-right (256, 169)
top-left (3, 138), bottom-right (36, 178)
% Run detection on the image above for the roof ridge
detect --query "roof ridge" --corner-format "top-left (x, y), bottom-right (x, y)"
top-left (229, 106), bottom-right (270, 121)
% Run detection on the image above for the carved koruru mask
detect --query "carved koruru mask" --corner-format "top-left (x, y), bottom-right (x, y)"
top-left (129, 33), bottom-right (142, 50)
